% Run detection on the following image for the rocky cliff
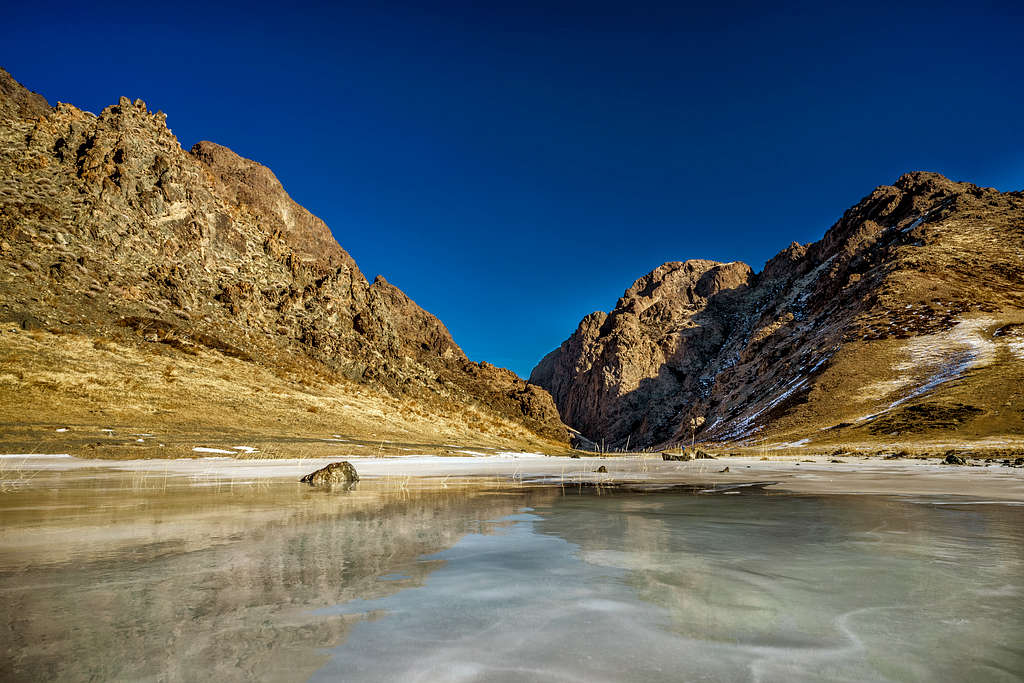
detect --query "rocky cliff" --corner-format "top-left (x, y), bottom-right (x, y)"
top-left (0, 68), bottom-right (567, 451)
top-left (532, 172), bottom-right (1024, 449)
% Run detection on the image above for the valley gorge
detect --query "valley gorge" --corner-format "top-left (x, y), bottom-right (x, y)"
top-left (2, 65), bottom-right (1023, 456)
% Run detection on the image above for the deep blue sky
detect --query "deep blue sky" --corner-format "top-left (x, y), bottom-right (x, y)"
top-left (4, 1), bottom-right (1022, 376)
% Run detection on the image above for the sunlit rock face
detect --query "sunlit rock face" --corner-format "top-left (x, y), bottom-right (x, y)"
top-left (533, 173), bottom-right (1024, 448)
top-left (0, 68), bottom-right (568, 446)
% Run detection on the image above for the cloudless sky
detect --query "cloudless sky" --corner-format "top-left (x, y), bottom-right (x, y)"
top-left (3, 1), bottom-right (1022, 376)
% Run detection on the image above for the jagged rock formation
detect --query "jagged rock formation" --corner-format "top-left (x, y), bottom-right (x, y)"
top-left (0, 68), bottom-right (567, 448)
top-left (531, 259), bottom-right (754, 446)
top-left (532, 173), bottom-right (1024, 449)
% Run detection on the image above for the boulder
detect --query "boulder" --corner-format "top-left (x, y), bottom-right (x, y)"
top-left (943, 453), bottom-right (967, 465)
top-left (662, 452), bottom-right (692, 461)
top-left (300, 461), bottom-right (359, 486)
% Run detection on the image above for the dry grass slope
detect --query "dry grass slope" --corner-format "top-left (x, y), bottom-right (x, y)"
top-left (0, 328), bottom-right (569, 458)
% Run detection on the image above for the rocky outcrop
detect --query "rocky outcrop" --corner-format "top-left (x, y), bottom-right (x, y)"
top-left (531, 259), bottom-right (754, 447)
top-left (0, 67), bottom-right (49, 119)
top-left (0, 68), bottom-right (568, 446)
top-left (533, 173), bottom-right (1024, 449)
top-left (189, 140), bottom-right (352, 270)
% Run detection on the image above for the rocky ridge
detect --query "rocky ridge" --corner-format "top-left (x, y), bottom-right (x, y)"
top-left (0, 68), bottom-right (567, 449)
top-left (532, 172), bottom-right (1024, 449)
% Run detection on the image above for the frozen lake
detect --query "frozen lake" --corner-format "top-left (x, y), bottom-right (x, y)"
top-left (1, 466), bottom-right (1022, 681)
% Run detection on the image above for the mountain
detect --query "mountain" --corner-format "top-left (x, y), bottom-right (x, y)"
top-left (531, 172), bottom-right (1024, 450)
top-left (0, 68), bottom-right (568, 454)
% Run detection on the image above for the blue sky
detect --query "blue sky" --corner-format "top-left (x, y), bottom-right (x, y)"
top-left (4, 1), bottom-right (1022, 376)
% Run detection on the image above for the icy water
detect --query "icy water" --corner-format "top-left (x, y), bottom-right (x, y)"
top-left (1, 471), bottom-right (1022, 682)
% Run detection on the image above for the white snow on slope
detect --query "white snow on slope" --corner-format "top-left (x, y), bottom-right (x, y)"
top-left (859, 318), bottom-right (998, 422)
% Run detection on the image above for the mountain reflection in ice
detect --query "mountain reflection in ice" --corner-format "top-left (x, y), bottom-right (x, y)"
top-left (314, 494), bottom-right (1024, 682)
top-left (1, 471), bottom-right (1022, 682)
top-left (0, 473), bottom-right (550, 681)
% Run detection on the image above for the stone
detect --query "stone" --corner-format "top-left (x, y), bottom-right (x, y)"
top-left (595, 465), bottom-right (607, 473)
top-left (19, 314), bottom-right (43, 331)
top-left (662, 452), bottom-right (691, 461)
top-left (944, 453), bottom-right (967, 465)
top-left (300, 461), bottom-right (359, 486)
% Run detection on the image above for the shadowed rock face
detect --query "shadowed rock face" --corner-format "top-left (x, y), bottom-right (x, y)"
top-left (533, 173), bottom-right (1024, 449)
top-left (0, 69), bottom-right (568, 445)
top-left (531, 259), bottom-right (754, 447)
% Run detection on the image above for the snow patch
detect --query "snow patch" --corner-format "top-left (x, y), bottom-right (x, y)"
top-left (902, 215), bottom-right (926, 233)
top-left (192, 447), bottom-right (235, 455)
top-left (900, 198), bottom-right (953, 233)
top-left (859, 318), bottom-right (997, 422)
top-left (771, 438), bottom-right (811, 449)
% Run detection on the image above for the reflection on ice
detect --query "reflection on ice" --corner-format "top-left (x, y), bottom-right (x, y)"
top-left (0, 476), bottom-right (552, 680)
top-left (314, 494), bottom-right (1024, 682)
top-left (0, 471), bottom-right (1022, 682)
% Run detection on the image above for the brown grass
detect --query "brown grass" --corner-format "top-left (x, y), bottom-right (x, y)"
top-left (0, 329), bottom-right (569, 458)
top-left (742, 307), bottom-right (1024, 453)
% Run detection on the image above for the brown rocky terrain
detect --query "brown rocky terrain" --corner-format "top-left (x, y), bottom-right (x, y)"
top-left (532, 172), bottom-right (1024, 451)
top-left (0, 68), bottom-right (568, 455)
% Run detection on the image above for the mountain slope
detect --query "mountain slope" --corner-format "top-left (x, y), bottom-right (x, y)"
top-left (0, 68), bottom-right (568, 454)
top-left (531, 172), bottom-right (1024, 450)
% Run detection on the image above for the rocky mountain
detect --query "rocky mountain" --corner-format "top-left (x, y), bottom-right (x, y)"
top-left (532, 172), bottom-right (1024, 450)
top-left (0, 68), bottom-right (568, 452)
